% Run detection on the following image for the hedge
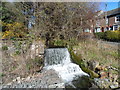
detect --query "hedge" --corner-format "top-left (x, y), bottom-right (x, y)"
top-left (95, 30), bottom-right (120, 42)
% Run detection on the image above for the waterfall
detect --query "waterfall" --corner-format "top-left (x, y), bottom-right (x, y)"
top-left (43, 48), bottom-right (89, 83)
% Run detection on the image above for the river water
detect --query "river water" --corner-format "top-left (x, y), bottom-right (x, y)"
top-left (43, 48), bottom-right (92, 88)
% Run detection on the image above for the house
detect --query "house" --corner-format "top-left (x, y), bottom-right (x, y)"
top-left (95, 10), bottom-right (106, 33)
top-left (95, 8), bottom-right (120, 32)
top-left (107, 8), bottom-right (120, 31)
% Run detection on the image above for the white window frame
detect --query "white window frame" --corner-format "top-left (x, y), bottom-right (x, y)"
top-left (113, 25), bottom-right (118, 31)
top-left (115, 15), bottom-right (120, 23)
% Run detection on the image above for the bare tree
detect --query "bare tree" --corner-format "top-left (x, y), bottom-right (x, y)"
top-left (2, 2), bottom-right (100, 45)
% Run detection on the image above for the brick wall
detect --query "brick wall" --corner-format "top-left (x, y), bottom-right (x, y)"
top-left (100, 18), bottom-right (106, 27)
top-left (108, 17), bottom-right (115, 26)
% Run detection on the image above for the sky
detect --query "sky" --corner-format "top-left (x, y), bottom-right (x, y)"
top-left (100, 2), bottom-right (119, 11)
top-left (6, 0), bottom-right (120, 11)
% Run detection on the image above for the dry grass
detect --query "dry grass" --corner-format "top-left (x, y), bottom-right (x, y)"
top-left (73, 39), bottom-right (119, 69)
top-left (1, 39), bottom-right (119, 84)
top-left (1, 40), bottom-right (44, 84)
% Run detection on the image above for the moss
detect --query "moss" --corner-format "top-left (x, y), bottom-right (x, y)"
top-left (70, 51), bottom-right (82, 64)
top-left (80, 66), bottom-right (99, 78)
top-left (70, 50), bottom-right (99, 78)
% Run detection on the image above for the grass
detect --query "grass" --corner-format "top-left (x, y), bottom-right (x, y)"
top-left (1, 39), bottom-right (45, 84)
top-left (70, 39), bottom-right (119, 79)
top-left (26, 56), bottom-right (43, 71)
top-left (1, 38), bottom-right (119, 84)
top-left (70, 50), bottom-right (99, 78)
top-left (73, 39), bottom-right (119, 69)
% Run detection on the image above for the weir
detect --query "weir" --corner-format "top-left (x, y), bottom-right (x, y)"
top-left (44, 48), bottom-right (88, 83)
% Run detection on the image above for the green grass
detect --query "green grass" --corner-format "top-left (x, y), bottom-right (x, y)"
top-left (69, 39), bottom-right (119, 78)
top-left (73, 39), bottom-right (119, 69)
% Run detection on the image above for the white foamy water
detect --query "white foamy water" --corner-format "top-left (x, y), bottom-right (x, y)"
top-left (44, 48), bottom-right (89, 82)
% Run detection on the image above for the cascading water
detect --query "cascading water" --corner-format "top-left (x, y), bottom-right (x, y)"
top-left (43, 48), bottom-right (89, 83)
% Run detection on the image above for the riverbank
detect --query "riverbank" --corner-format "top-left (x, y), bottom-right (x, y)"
top-left (1, 39), bottom-right (119, 89)
top-left (72, 39), bottom-right (119, 89)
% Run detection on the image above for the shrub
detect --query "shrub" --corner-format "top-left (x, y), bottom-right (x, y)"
top-left (2, 45), bottom-right (8, 50)
top-left (2, 22), bottom-right (28, 39)
top-left (51, 39), bottom-right (67, 47)
top-left (95, 32), bottom-right (105, 39)
top-left (105, 30), bottom-right (120, 42)
top-left (49, 38), bottom-right (79, 48)
top-left (95, 30), bottom-right (120, 42)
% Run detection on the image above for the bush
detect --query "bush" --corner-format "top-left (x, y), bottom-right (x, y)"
top-left (105, 30), bottom-right (120, 42)
top-left (49, 38), bottom-right (78, 48)
top-left (95, 32), bottom-right (105, 39)
top-left (2, 22), bottom-right (28, 39)
top-left (51, 39), bottom-right (67, 47)
top-left (95, 30), bottom-right (120, 42)
top-left (2, 45), bottom-right (8, 50)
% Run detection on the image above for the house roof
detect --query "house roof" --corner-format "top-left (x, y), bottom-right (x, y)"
top-left (96, 8), bottom-right (120, 19)
top-left (107, 8), bottom-right (120, 17)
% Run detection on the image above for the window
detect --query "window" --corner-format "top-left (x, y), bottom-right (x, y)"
top-left (115, 15), bottom-right (120, 22)
top-left (113, 25), bottom-right (118, 30)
